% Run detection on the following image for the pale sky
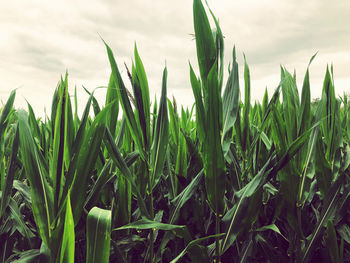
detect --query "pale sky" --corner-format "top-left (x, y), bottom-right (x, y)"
top-left (1, 0), bottom-right (349, 117)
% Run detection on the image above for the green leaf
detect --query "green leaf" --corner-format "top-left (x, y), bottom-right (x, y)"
top-left (104, 128), bottom-right (150, 219)
top-left (259, 130), bottom-right (272, 151)
top-left (300, 173), bottom-right (347, 262)
top-left (170, 169), bottom-right (204, 224)
top-left (0, 90), bottom-right (16, 195)
top-left (338, 224), bottom-right (350, 244)
top-left (105, 73), bottom-right (119, 137)
top-left (26, 101), bottom-right (41, 141)
top-left (103, 40), bottom-right (145, 161)
top-left (51, 81), bottom-right (67, 216)
top-left (281, 68), bottom-right (300, 144)
top-left (113, 172), bottom-right (132, 227)
top-left (204, 63), bottom-right (225, 215)
top-left (221, 47), bottom-right (240, 154)
top-left (59, 193), bottom-right (75, 263)
top-left (241, 54), bottom-right (251, 152)
top-left (70, 105), bottom-right (110, 223)
top-left (298, 56), bottom-right (312, 137)
top-left (10, 249), bottom-right (42, 263)
top-left (246, 85), bottom-right (281, 164)
top-left (50, 83), bottom-right (60, 138)
top-left (193, 0), bottom-right (216, 81)
top-left (86, 207), bottom-right (111, 263)
top-left (255, 224), bottom-right (287, 241)
top-left (85, 151), bottom-right (138, 212)
top-left (222, 122), bottom-right (316, 254)
top-left (189, 63), bottom-right (205, 142)
top-left (130, 61), bottom-right (148, 152)
top-left (297, 121), bottom-right (320, 206)
top-left (221, 159), bottom-right (272, 253)
top-left (0, 90), bottom-right (16, 138)
top-left (8, 197), bottom-right (35, 240)
top-left (84, 160), bottom-right (113, 211)
top-left (170, 233), bottom-right (225, 263)
top-left (150, 67), bottom-right (169, 188)
top-left (13, 180), bottom-right (31, 205)
top-left (18, 110), bottom-right (53, 246)
top-left (205, 0), bottom-right (224, 91)
top-left (115, 218), bottom-right (185, 233)
top-left (59, 94), bottom-right (93, 210)
top-left (134, 44), bottom-right (151, 149)
top-left (321, 66), bottom-right (341, 165)
top-left (0, 123), bottom-right (19, 219)
top-left (314, 134), bottom-right (332, 197)
top-left (325, 220), bottom-right (339, 263)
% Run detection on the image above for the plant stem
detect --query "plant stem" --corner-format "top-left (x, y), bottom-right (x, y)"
top-left (149, 197), bottom-right (154, 263)
top-left (215, 213), bottom-right (220, 262)
top-left (148, 166), bottom-right (154, 263)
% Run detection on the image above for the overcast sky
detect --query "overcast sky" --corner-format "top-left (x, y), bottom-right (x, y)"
top-left (1, 0), bottom-right (349, 117)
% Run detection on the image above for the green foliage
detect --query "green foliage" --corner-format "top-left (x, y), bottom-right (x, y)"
top-left (1, 0), bottom-right (349, 262)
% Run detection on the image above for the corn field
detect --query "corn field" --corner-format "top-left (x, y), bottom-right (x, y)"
top-left (0, 0), bottom-right (349, 262)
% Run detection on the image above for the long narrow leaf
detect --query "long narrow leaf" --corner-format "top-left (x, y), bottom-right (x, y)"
top-left (18, 110), bottom-right (53, 246)
top-left (0, 123), bottom-right (19, 218)
top-left (150, 67), bottom-right (169, 188)
top-left (86, 207), bottom-right (111, 263)
top-left (59, 193), bottom-right (75, 263)
top-left (70, 105), bottom-right (110, 223)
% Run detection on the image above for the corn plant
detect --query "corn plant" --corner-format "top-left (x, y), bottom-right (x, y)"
top-left (0, 0), bottom-right (349, 262)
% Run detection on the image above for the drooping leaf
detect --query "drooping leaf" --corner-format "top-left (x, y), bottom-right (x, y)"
top-left (255, 224), bottom-right (287, 241)
top-left (170, 233), bottom-right (225, 263)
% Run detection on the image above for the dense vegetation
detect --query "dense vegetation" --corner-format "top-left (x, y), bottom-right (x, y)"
top-left (0, 0), bottom-right (349, 262)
